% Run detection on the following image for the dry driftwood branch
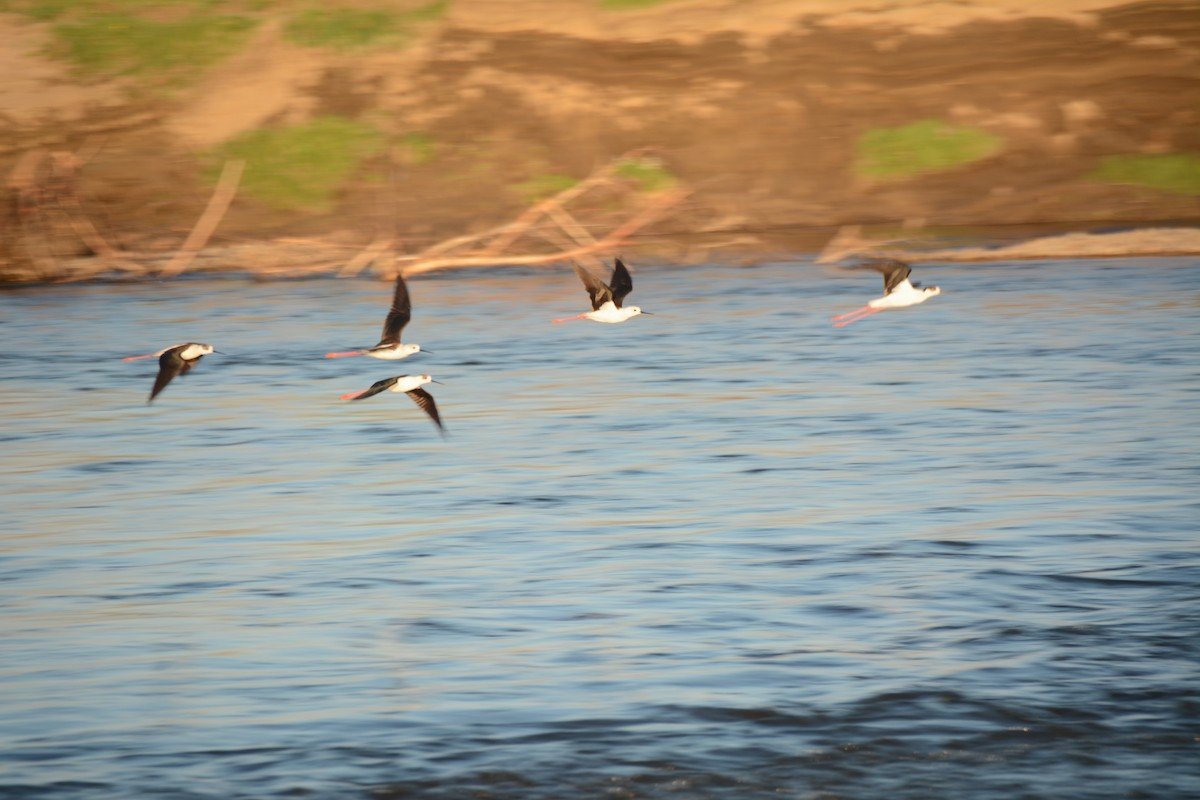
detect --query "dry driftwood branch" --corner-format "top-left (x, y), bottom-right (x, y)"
top-left (530, 222), bottom-right (606, 274)
top-left (816, 225), bottom-right (913, 264)
top-left (338, 236), bottom-right (395, 278)
top-left (399, 186), bottom-right (690, 275)
top-left (159, 159), bottom-right (244, 278)
top-left (542, 199), bottom-right (598, 248)
top-left (49, 152), bottom-right (120, 259)
top-left (480, 176), bottom-right (618, 256)
top-left (3, 148), bottom-right (133, 280)
top-left (5, 150), bottom-right (54, 278)
top-left (540, 200), bottom-right (609, 273)
top-left (405, 174), bottom-right (623, 265)
top-left (478, 148), bottom-right (655, 254)
top-left (385, 149), bottom-right (684, 277)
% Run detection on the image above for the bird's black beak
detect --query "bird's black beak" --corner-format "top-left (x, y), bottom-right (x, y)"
top-left (431, 379), bottom-right (444, 384)
top-left (420, 349), bottom-right (433, 355)
top-left (640, 312), bottom-right (654, 316)
top-left (212, 350), bottom-right (227, 355)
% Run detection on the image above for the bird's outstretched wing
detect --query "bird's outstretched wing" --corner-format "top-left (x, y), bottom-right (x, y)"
top-left (350, 376), bottom-right (400, 401)
top-left (377, 274), bottom-right (413, 346)
top-left (853, 259), bottom-right (913, 295)
top-left (406, 387), bottom-right (444, 432)
top-left (149, 346), bottom-right (189, 403)
top-left (608, 258), bottom-right (634, 308)
top-left (573, 262), bottom-right (613, 310)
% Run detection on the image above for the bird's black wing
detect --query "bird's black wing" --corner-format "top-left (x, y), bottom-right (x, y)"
top-left (573, 262), bottom-right (613, 310)
top-left (350, 376), bottom-right (400, 401)
top-left (608, 258), bottom-right (634, 309)
top-left (377, 274), bottom-right (413, 346)
top-left (881, 261), bottom-right (913, 294)
top-left (878, 260), bottom-right (912, 293)
top-left (406, 387), bottom-right (444, 432)
top-left (149, 347), bottom-right (188, 402)
top-left (861, 259), bottom-right (913, 294)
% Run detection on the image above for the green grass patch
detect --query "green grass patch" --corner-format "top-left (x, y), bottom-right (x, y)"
top-left (398, 132), bottom-right (437, 166)
top-left (855, 119), bottom-right (1002, 180)
top-left (7, 0), bottom-right (448, 86)
top-left (614, 157), bottom-right (677, 193)
top-left (2, 0), bottom-right (76, 21)
top-left (284, 1), bottom-right (447, 51)
top-left (515, 174), bottom-right (578, 203)
top-left (52, 12), bottom-right (257, 80)
top-left (2, 0), bottom-right (181, 21)
top-left (401, 0), bottom-right (448, 24)
top-left (211, 116), bottom-right (385, 211)
top-left (599, 0), bottom-right (683, 10)
top-left (1089, 153), bottom-right (1200, 196)
top-left (283, 7), bottom-right (397, 49)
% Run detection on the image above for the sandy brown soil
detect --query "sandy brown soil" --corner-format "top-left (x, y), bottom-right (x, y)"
top-left (1, 0), bottom-right (1198, 280)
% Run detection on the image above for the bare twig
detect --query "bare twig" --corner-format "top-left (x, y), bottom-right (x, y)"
top-left (541, 200), bottom-right (608, 272)
top-left (338, 236), bottom-right (395, 278)
top-left (543, 200), bottom-right (598, 248)
top-left (480, 174), bottom-right (618, 256)
top-left (400, 187), bottom-right (689, 275)
top-left (159, 159), bottom-right (244, 278)
top-left (48, 152), bottom-right (119, 259)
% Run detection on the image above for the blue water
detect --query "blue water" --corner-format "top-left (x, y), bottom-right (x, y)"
top-left (1, 258), bottom-right (1197, 799)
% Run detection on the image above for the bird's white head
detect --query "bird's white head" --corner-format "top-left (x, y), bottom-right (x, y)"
top-left (926, 286), bottom-right (942, 297)
top-left (623, 306), bottom-right (644, 319)
top-left (371, 343), bottom-right (421, 360)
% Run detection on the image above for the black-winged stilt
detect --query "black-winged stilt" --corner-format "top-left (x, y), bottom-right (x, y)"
top-left (326, 273), bottom-right (427, 359)
top-left (832, 259), bottom-right (941, 327)
top-left (122, 343), bottom-right (219, 403)
top-left (553, 258), bottom-right (650, 324)
top-left (340, 374), bottom-right (444, 433)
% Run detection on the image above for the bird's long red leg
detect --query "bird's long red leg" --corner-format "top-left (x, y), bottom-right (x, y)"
top-left (833, 309), bottom-right (877, 327)
top-left (121, 354), bottom-right (156, 361)
top-left (832, 305), bottom-right (872, 322)
top-left (339, 389), bottom-right (367, 400)
top-left (325, 350), bottom-right (364, 358)
top-left (832, 307), bottom-right (883, 328)
top-left (551, 314), bottom-right (587, 323)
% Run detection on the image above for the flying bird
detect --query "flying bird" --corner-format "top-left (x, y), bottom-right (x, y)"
top-left (832, 259), bottom-right (941, 327)
top-left (340, 374), bottom-right (444, 434)
top-left (553, 258), bottom-right (650, 323)
top-left (123, 343), bottom-right (218, 403)
top-left (326, 272), bottom-right (427, 359)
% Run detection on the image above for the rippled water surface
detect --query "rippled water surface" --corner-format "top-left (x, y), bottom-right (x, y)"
top-left (2, 258), bottom-right (1197, 799)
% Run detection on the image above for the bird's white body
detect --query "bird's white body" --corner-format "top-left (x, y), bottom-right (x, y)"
top-left (385, 374), bottom-right (433, 393)
top-left (177, 343), bottom-right (215, 360)
top-left (365, 343), bottom-right (422, 360)
top-left (136, 343), bottom-right (210, 360)
top-left (867, 280), bottom-right (941, 310)
top-left (832, 259), bottom-right (941, 327)
top-left (585, 303), bottom-right (644, 324)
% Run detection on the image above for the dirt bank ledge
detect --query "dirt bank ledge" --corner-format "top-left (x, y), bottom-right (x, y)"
top-left (1, 0), bottom-right (1198, 281)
